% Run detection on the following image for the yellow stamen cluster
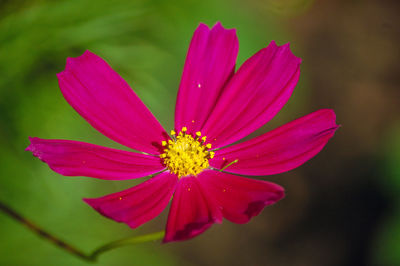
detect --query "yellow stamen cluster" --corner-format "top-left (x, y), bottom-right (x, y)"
top-left (160, 127), bottom-right (215, 178)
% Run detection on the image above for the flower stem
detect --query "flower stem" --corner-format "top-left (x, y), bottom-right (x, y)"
top-left (0, 200), bottom-right (164, 262)
top-left (89, 230), bottom-right (165, 261)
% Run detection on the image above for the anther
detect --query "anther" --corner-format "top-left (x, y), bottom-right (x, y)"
top-left (160, 126), bottom-right (215, 178)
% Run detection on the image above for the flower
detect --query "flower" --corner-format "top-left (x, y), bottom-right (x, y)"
top-left (27, 22), bottom-right (338, 243)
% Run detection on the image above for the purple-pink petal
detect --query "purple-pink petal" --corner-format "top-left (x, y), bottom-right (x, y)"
top-left (26, 137), bottom-right (165, 180)
top-left (57, 50), bottom-right (168, 154)
top-left (202, 41), bottom-right (301, 148)
top-left (198, 171), bottom-right (284, 224)
top-left (210, 109), bottom-right (338, 176)
top-left (174, 22), bottom-right (238, 134)
top-left (84, 172), bottom-right (178, 229)
top-left (164, 176), bottom-right (222, 243)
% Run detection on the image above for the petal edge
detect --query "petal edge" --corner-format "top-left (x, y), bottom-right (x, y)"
top-left (26, 137), bottom-right (165, 180)
top-left (210, 109), bottom-right (338, 176)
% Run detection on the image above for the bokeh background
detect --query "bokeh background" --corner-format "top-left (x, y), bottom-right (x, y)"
top-left (0, 0), bottom-right (399, 265)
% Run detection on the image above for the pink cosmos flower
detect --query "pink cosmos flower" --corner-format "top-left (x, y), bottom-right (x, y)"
top-left (27, 22), bottom-right (338, 242)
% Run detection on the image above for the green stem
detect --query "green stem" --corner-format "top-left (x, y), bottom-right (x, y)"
top-left (0, 200), bottom-right (164, 262)
top-left (89, 230), bottom-right (165, 261)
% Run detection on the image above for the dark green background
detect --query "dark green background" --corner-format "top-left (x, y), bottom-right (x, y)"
top-left (0, 0), bottom-right (399, 265)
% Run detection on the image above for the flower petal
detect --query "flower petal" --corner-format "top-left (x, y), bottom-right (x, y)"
top-left (198, 171), bottom-right (284, 224)
top-left (164, 175), bottom-right (222, 243)
top-left (175, 22), bottom-right (238, 134)
top-left (84, 172), bottom-right (178, 229)
top-left (210, 109), bottom-right (338, 176)
top-left (26, 137), bottom-right (165, 180)
top-left (57, 50), bottom-right (168, 154)
top-left (202, 41), bottom-right (301, 148)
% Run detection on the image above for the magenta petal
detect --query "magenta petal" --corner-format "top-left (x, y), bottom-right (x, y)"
top-left (202, 41), bottom-right (301, 148)
top-left (57, 50), bottom-right (168, 154)
top-left (164, 175), bottom-right (222, 243)
top-left (175, 22), bottom-right (238, 134)
top-left (84, 172), bottom-right (178, 229)
top-left (26, 137), bottom-right (165, 180)
top-left (210, 109), bottom-right (338, 176)
top-left (198, 171), bottom-right (284, 224)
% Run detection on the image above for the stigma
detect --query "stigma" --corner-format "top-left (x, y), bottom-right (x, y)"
top-left (160, 127), bottom-right (214, 178)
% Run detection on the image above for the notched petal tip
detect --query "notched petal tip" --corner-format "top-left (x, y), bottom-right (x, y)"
top-left (214, 21), bottom-right (223, 27)
top-left (196, 22), bottom-right (211, 32)
top-left (56, 71), bottom-right (64, 79)
top-left (58, 50), bottom-right (97, 75)
top-left (269, 40), bottom-right (278, 47)
top-left (280, 42), bottom-right (302, 64)
top-left (25, 137), bottom-right (42, 158)
top-left (267, 40), bottom-right (302, 65)
top-left (325, 108), bottom-right (337, 121)
top-left (197, 21), bottom-right (236, 34)
top-left (213, 21), bottom-right (233, 31)
top-left (212, 21), bottom-right (237, 36)
top-left (319, 108), bottom-right (340, 131)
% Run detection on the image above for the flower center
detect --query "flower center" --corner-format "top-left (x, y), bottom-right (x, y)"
top-left (160, 127), bottom-right (214, 178)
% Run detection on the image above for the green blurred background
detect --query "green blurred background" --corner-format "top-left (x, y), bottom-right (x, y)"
top-left (0, 0), bottom-right (399, 265)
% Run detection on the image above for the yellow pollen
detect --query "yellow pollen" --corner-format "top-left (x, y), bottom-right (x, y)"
top-left (170, 130), bottom-right (176, 136)
top-left (160, 127), bottom-right (214, 178)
